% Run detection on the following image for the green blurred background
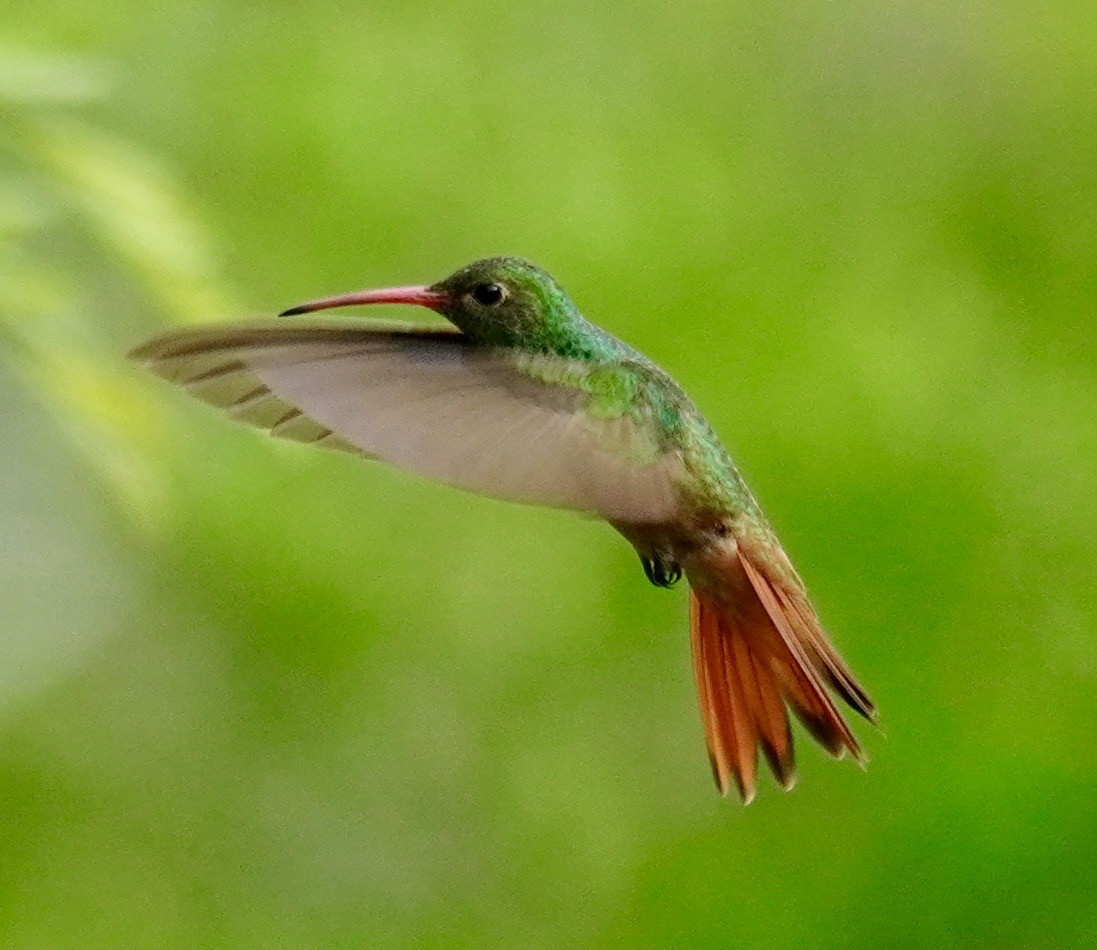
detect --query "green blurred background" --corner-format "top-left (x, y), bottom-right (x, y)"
top-left (1, 2), bottom-right (1094, 947)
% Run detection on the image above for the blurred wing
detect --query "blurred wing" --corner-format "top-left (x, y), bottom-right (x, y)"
top-left (130, 320), bottom-right (686, 523)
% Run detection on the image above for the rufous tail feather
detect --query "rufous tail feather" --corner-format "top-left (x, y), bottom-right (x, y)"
top-left (688, 538), bottom-right (877, 801)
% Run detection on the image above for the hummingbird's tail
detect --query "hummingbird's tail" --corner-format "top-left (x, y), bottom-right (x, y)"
top-left (687, 537), bottom-right (877, 802)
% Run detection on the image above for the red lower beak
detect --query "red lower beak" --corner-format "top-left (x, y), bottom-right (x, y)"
top-left (280, 285), bottom-right (448, 316)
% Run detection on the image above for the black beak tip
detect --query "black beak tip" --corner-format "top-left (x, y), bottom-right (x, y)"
top-left (278, 305), bottom-right (308, 317)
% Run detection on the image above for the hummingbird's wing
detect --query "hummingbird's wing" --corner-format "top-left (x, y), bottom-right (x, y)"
top-left (130, 320), bottom-right (686, 523)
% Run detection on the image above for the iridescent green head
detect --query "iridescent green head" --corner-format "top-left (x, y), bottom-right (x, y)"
top-left (280, 256), bottom-right (600, 354)
top-left (428, 256), bottom-right (577, 346)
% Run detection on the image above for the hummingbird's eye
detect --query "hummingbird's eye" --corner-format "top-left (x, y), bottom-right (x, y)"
top-left (471, 283), bottom-right (506, 306)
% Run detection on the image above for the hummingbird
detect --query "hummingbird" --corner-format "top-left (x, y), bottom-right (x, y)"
top-left (130, 256), bottom-right (877, 802)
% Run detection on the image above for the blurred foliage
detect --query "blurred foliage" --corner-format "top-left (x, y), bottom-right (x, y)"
top-left (0, 4), bottom-right (1095, 947)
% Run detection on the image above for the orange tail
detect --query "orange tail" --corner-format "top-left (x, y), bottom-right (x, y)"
top-left (688, 539), bottom-right (877, 802)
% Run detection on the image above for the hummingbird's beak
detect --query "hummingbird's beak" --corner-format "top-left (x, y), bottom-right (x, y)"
top-left (279, 285), bottom-right (449, 317)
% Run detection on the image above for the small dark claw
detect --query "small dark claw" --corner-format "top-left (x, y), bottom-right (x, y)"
top-left (641, 554), bottom-right (682, 589)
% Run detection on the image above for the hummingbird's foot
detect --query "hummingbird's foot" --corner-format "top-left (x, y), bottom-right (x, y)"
top-left (641, 553), bottom-right (682, 588)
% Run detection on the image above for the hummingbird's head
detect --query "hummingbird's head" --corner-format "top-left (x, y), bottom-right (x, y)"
top-left (280, 256), bottom-right (580, 348)
top-left (427, 257), bottom-right (576, 345)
